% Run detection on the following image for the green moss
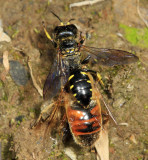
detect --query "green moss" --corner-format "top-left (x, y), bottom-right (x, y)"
top-left (12, 29), bottom-right (19, 38)
top-left (0, 80), bottom-right (3, 88)
top-left (1, 134), bottom-right (16, 160)
top-left (120, 24), bottom-right (148, 48)
top-left (47, 0), bottom-right (50, 6)
top-left (64, 4), bottom-right (69, 12)
top-left (2, 93), bottom-right (8, 102)
top-left (34, 28), bottom-right (40, 34)
top-left (144, 105), bottom-right (148, 109)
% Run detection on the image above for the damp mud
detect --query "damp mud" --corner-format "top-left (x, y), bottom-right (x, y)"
top-left (0, 0), bottom-right (148, 160)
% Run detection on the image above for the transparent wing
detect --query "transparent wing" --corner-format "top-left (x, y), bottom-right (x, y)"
top-left (81, 46), bottom-right (138, 66)
top-left (43, 92), bottom-right (68, 151)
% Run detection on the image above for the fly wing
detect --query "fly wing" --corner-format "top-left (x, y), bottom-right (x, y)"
top-left (81, 46), bottom-right (138, 66)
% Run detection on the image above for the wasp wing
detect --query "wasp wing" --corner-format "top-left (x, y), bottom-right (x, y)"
top-left (81, 46), bottom-right (138, 66)
top-left (43, 57), bottom-right (70, 100)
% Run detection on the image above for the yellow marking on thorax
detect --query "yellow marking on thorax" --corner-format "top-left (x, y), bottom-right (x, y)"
top-left (68, 75), bottom-right (74, 81)
top-left (90, 89), bottom-right (92, 91)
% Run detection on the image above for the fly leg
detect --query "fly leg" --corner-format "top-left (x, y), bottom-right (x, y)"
top-left (31, 99), bottom-right (55, 128)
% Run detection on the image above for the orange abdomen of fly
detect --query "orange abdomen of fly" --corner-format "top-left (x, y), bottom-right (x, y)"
top-left (66, 101), bottom-right (102, 146)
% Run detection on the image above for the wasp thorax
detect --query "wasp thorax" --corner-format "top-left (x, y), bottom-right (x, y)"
top-left (60, 39), bottom-right (77, 55)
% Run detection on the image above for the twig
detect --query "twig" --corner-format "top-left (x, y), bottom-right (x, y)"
top-left (0, 142), bottom-right (1, 160)
top-left (12, 47), bottom-right (24, 52)
top-left (28, 58), bottom-right (43, 97)
top-left (118, 122), bottom-right (129, 126)
top-left (3, 50), bottom-right (9, 73)
top-left (70, 0), bottom-right (104, 8)
top-left (32, 152), bottom-right (36, 160)
top-left (0, 51), bottom-right (9, 81)
top-left (137, 0), bottom-right (148, 28)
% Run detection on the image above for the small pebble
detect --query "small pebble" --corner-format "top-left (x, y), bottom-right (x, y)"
top-left (9, 60), bottom-right (28, 86)
top-left (0, 58), bottom-right (28, 86)
top-left (113, 97), bottom-right (126, 108)
top-left (0, 22), bottom-right (11, 42)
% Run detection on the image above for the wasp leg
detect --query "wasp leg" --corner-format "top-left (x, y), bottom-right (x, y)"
top-left (77, 31), bottom-right (85, 50)
top-left (42, 21), bottom-right (53, 41)
top-left (79, 31), bottom-right (85, 45)
top-left (85, 72), bottom-right (110, 100)
top-left (96, 72), bottom-right (104, 87)
top-left (42, 21), bottom-right (57, 47)
top-left (81, 55), bottom-right (91, 64)
top-left (81, 68), bottom-right (104, 87)
top-left (88, 72), bottom-right (117, 125)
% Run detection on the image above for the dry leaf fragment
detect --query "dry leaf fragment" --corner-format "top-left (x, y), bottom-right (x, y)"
top-left (70, 0), bottom-right (104, 8)
top-left (3, 50), bottom-right (9, 72)
top-left (28, 58), bottom-right (43, 97)
top-left (95, 126), bottom-right (109, 160)
top-left (64, 148), bottom-right (77, 160)
top-left (0, 26), bottom-right (11, 42)
top-left (0, 50), bottom-right (9, 81)
top-left (129, 134), bottom-right (137, 144)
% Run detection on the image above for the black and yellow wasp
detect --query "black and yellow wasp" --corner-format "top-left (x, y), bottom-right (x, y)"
top-left (42, 11), bottom-right (138, 102)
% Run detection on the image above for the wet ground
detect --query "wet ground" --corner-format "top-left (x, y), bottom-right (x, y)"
top-left (0, 0), bottom-right (148, 160)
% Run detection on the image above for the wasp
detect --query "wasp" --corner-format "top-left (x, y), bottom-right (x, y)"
top-left (63, 68), bottom-right (109, 146)
top-left (42, 11), bottom-right (138, 101)
top-left (33, 66), bottom-right (109, 147)
top-left (32, 12), bottom-right (138, 147)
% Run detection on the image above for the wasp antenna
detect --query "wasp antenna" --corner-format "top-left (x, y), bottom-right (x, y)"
top-left (68, 18), bottom-right (75, 23)
top-left (50, 11), bottom-right (63, 23)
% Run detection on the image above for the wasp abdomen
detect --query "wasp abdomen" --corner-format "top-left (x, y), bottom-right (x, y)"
top-left (68, 70), bottom-right (92, 106)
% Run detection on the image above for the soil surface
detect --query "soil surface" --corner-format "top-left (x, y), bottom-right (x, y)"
top-left (0, 0), bottom-right (148, 160)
